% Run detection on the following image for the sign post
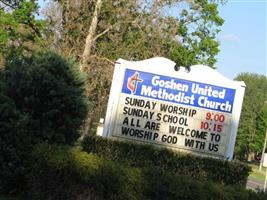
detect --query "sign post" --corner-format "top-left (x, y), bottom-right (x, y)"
top-left (103, 58), bottom-right (245, 160)
top-left (263, 153), bottom-right (267, 192)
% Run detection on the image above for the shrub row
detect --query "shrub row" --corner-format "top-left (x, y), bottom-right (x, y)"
top-left (29, 144), bottom-right (143, 200)
top-left (82, 136), bottom-right (251, 186)
top-left (28, 144), bottom-right (266, 200)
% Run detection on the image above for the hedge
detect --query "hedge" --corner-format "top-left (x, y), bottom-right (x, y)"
top-left (82, 135), bottom-right (251, 186)
top-left (29, 144), bottom-right (144, 200)
top-left (28, 144), bottom-right (266, 200)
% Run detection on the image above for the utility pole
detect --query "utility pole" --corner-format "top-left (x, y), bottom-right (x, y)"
top-left (260, 131), bottom-right (267, 171)
top-left (264, 168), bottom-right (267, 192)
top-left (259, 101), bottom-right (267, 171)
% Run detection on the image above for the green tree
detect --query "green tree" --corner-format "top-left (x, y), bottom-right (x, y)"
top-left (0, 51), bottom-right (88, 192)
top-left (169, 0), bottom-right (224, 67)
top-left (43, 0), bottom-right (224, 134)
top-left (234, 73), bottom-right (267, 160)
top-left (0, 0), bottom-right (46, 59)
top-left (256, 105), bottom-right (267, 153)
top-left (46, 0), bottom-right (224, 67)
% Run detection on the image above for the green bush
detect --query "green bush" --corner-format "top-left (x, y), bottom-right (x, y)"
top-left (82, 136), bottom-right (251, 186)
top-left (143, 168), bottom-right (267, 200)
top-left (0, 51), bottom-right (88, 192)
top-left (28, 144), bottom-right (266, 200)
top-left (29, 143), bottom-right (144, 200)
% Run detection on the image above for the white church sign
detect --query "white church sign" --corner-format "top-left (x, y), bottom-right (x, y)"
top-left (103, 58), bottom-right (245, 160)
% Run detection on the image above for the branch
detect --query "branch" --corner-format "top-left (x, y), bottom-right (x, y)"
top-left (90, 55), bottom-right (115, 65)
top-left (93, 26), bottom-right (112, 41)
top-left (27, 20), bottom-right (42, 38)
top-left (0, 1), bottom-right (16, 9)
top-left (93, 17), bottom-right (142, 41)
top-left (20, 19), bottom-right (42, 38)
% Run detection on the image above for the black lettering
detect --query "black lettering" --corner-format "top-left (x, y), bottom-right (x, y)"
top-left (125, 97), bottom-right (130, 105)
top-left (143, 111), bottom-right (149, 118)
top-left (178, 117), bottom-right (188, 126)
top-left (153, 132), bottom-right (159, 140)
top-left (195, 141), bottom-right (205, 150)
top-left (181, 107), bottom-right (188, 116)
top-left (210, 133), bottom-right (220, 142)
top-left (215, 134), bottom-right (221, 142)
top-left (200, 141), bottom-right (205, 150)
top-left (121, 126), bottom-right (159, 141)
top-left (214, 144), bottom-right (219, 152)
top-left (169, 125), bottom-right (177, 134)
top-left (123, 106), bottom-right (128, 115)
top-left (151, 102), bottom-right (157, 109)
top-left (185, 138), bottom-right (194, 147)
top-left (178, 127), bottom-right (185, 135)
top-left (194, 131), bottom-right (207, 140)
top-left (122, 117), bottom-right (129, 125)
top-left (161, 135), bottom-right (177, 144)
top-left (208, 143), bottom-right (219, 152)
top-left (149, 111), bottom-right (155, 120)
top-left (191, 109), bottom-right (197, 117)
top-left (144, 131), bottom-right (151, 140)
top-left (130, 118), bottom-right (141, 127)
top-left (156, 113), bottom-right (162, 121)
top-left (144, 101), bottom-right (151, 109)
top-left (160, 103), bottom-right (168, 112)
top-left (178, 107), bottom-right (184, 115)
top-left (144, 121), bottom-right (160, 131)
top-left (121, 126), bottom-right (130, 135)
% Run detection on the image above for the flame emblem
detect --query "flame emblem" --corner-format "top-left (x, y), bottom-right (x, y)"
top-left (127, 72), bottom-right (143, 94)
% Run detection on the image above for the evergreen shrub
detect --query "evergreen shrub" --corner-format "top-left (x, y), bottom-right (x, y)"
top-left (29, 143), bottom-right (144, 200)
top-left (29, 143), bottom-right (266, 200)
top-left (0, 51), bottom-right (87, 192)
top-left (82, 135), bottom-right (251, 186)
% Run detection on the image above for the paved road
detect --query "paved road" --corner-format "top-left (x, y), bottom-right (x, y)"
top-left (246, 178), bottom-right (264, 191)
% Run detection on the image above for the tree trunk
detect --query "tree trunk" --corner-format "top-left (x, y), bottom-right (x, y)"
top-left (80, 0), bottom-right (102, 71)
top-left (247, 152), bottom-right (255, 162)
top-left (81, 0), bottom-right (102, 135)
top-left (61, 0), bottom-right (69, 43)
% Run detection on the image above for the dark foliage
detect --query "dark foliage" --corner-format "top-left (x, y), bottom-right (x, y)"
top-left (0, 51), bottom-right (87, 192)
top-left (28, 144), bottom-right (266, 200)
top-left (82, 136), bottom-right (251, 186)
top-left (29, 143), bottom-right (144, 200)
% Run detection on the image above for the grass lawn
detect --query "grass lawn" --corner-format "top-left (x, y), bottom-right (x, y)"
top-left (248, 163), bottom-right (266, 182)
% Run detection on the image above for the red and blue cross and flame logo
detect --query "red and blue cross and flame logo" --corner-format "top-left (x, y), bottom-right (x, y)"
top-left (127, 72), bottom-right (143, 94)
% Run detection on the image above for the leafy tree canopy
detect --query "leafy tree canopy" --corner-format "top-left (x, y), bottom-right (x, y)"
top-left (46, 0), bottom-right (224, 67)
top-left (234, 73), bottom-right (267, 160)
top-left (0, 0), bottom-right (46, 58)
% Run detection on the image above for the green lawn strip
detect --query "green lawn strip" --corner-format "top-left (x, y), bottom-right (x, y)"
top-left (249, 163), bottom-right (265, 181)
top-left (249, 171), bottom-right (265, 182)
